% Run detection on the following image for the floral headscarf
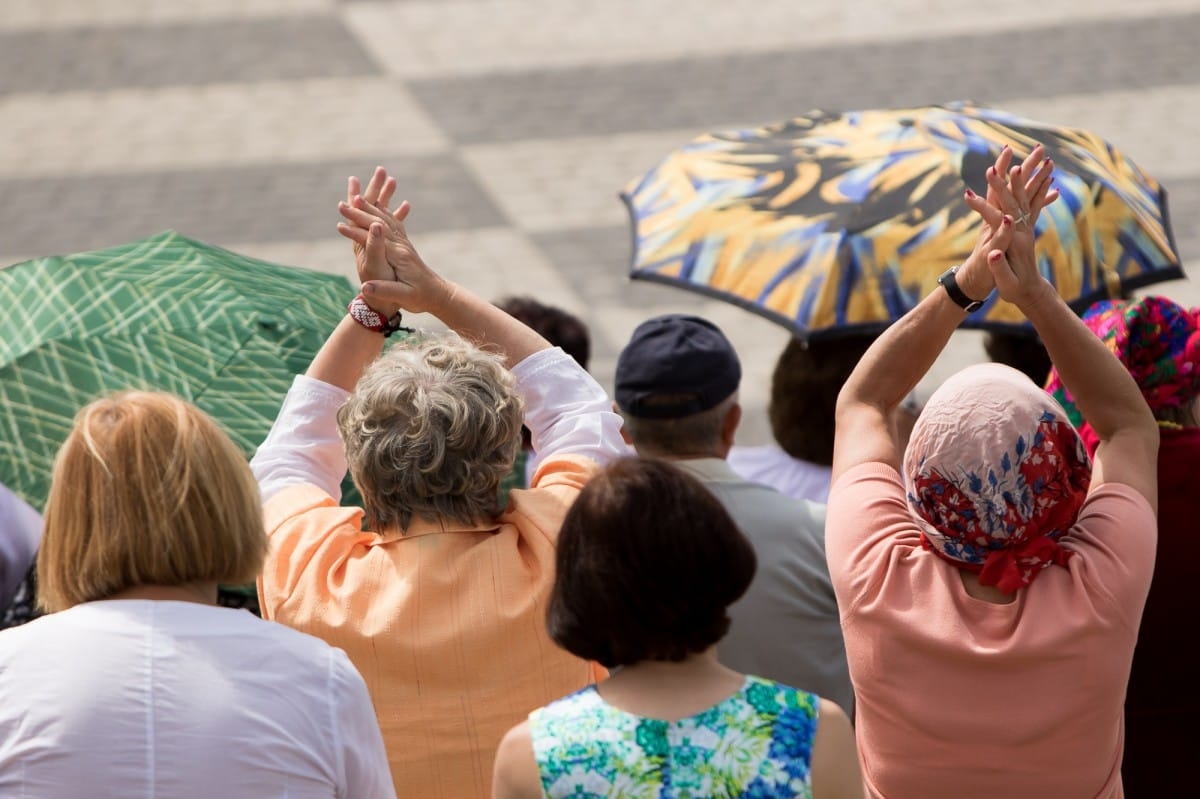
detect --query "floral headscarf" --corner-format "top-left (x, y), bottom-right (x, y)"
top-left (1047, 295), bottom-right (1200, 450)
top-left (904, 364), bottom-right (1092, 592)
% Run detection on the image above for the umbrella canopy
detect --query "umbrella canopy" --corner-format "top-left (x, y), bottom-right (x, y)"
top-left (0, 230), bottom-right (357, 510)
top-left (620, 101), bottom-right (1183, 340)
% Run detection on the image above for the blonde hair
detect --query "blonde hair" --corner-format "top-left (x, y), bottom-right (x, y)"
top-left (337, 334), bottom-right (523, 530)
top-left (38, 391), bottom-right (266, 612)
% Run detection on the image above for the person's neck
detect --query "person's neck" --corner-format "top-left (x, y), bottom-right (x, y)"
top-left (610, 649), bottom-right (731, 680)
top-left (597, 649), bottom-right (745, 721)
top-left (638, 446), bottom-right (726, 461)
top-left (107, 581), bottom-right (219, 606)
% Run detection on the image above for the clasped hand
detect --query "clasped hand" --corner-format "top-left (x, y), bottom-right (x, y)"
top-left (960, 144), bottom-right (1059, 310)
top-left (335, 166), bottom-right (451, 317)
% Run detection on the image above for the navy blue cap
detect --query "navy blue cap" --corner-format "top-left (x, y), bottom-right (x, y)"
top-left (614, 314), bottom-right (742, 419)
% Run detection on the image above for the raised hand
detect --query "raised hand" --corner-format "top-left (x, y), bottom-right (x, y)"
top-left (954, 146), bottom-right (1018, 302)
top-left (976, 146), bottom-right (1059, 310)
top-left (336, 168), bottom-right (451, 316)
top-left (989, 144), bottom-right (1057, 261)
top-left (340, 166), bottom-right (404, 285)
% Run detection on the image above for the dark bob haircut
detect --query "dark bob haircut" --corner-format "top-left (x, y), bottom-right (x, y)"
top-left (547, 457), bottom-right (757, 668)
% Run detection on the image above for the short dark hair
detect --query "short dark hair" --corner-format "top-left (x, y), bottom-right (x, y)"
top-left (618, 395), bottom-right (736, 458)
top-left (983, 331), bottom-right (1052, 388)
top-left (769, 335), bottom-right (873, 466)
top-left (547, 457), bottom-right (757, 668)
top-left (494, 295), bottom-right (590, 370)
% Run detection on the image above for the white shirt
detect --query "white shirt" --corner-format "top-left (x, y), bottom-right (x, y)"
top-left (0, 600), bottom-right (396, 799)
top-left (251, 346), bottom-right (627, 502)
top-left (727, 444), bottom-right (833, 503)
top-left (0, 481), bottom-right (42, 603)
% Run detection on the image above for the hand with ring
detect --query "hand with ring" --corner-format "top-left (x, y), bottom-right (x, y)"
top-left (955, 145), bottom-right (1030, 302)
top-left (969, 144), bottom-right (1060, 310)
top-left (990, 143), bottom-right (1057, 232)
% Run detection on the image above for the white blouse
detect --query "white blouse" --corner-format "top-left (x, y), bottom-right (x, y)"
top-left (0, 600), bottom-right (395, 798)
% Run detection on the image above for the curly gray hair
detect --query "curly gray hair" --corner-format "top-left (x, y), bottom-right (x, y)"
top-left (337, 334), bottom-right (524, 530)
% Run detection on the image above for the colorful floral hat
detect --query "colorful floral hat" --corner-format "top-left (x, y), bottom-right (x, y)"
top-left (904, 364), bottom-right (1091, 592)
top-left (1047, 295), bottom-right (1200, 445)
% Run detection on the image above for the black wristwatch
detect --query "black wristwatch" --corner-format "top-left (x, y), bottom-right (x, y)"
top-left (936, 265), bottom-right (984, 313)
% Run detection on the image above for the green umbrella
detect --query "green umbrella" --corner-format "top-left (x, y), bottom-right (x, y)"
top-left (0, 230), bottom-right (358, 510)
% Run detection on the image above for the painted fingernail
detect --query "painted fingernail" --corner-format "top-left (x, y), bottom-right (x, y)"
top-left (965, 188), bottom-right (976, 198)
top-left (989, 251), bottom-right (1003, 262)
top-left (1002, 215), bottom-right (1012, 226)
top-left (987, 167), bottom-right (995, 177)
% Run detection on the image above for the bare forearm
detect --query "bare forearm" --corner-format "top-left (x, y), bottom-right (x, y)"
top-left (841, 204), bottom-right (1005, 415)
top-left (841, 286), bottom-right (970, 413)
top-left (381, 278), bottom-right (551, 369)
top-left (1022, 287), bottom-right (1156, 441)
top-left (305, 316), bottom-right (387, 393)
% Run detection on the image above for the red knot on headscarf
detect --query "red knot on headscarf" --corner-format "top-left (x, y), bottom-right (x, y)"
top-left (903, 363), bottom-right (1092, 593)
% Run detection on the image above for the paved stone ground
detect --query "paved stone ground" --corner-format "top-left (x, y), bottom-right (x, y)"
top-left (2, 0), bottom-right (1197, 445)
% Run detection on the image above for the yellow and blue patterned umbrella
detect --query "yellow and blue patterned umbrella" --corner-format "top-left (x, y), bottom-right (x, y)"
top-left (0, 230), bottom-right (357, 510)
top-left (621, 101), bottom-right (1183, 340)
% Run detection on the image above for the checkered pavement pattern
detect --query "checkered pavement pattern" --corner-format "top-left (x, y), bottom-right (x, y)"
top-left (2, 0), bottom-right (1198, 445)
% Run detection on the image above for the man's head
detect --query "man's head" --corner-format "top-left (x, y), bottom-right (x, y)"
top-left (337, 334), bottom-right (524, 530)
top-left (768, 335), bottom-right (874, 466)
top-left (614, 314), bottom-right (742, 458)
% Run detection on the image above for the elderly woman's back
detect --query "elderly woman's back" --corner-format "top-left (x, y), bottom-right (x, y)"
top-left (826, 145), bottom-right (1159, 798)
top-left (828, 365), bottom-right (1151, 797)
top-left (254, 340), bottom-right (620, 797)
top-left (252, 169), bottom-right (626, 798)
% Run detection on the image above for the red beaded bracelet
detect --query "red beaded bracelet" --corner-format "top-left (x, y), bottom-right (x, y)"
top-left (347, 295), bottom-right (408, 338)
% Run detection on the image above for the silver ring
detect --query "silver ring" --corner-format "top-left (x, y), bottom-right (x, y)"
top-left (1013, 208), bottom-right (1031, 228)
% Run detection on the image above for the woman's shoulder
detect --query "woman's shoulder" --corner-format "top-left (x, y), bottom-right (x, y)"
top-left (531, 684), bottom-right (603, 725)
top-left (740, 675), bottom-right (821, 719)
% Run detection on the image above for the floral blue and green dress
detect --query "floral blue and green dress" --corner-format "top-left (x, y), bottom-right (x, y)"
top-left (529, 675), bottom-right (818, 798)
